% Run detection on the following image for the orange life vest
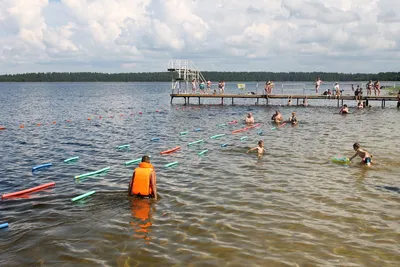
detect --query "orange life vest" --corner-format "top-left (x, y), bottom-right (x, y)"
top-left (131, 162), bottom-right (154, 196)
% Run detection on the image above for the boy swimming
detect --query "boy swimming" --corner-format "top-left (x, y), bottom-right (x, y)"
top-left (247, 140), bottom-right (266, 157)
top-left (349, 142), bottom-right (373, 166)
top-left (288, 111), bottom-right (298, 125)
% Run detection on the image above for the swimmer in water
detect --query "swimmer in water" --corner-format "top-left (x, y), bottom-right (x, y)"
top-left (288, 111), bottom-right (298, 125)
top-left (339, 104), bottom-right (349, 114)
top-left (246, 140), bottom-right (266, 157)
top-left (271, 111), bottom-right (283, 123)
top-left (349, 142), bottom-right (373, 166)
top-left (245, 112), bottom-right (255, 125)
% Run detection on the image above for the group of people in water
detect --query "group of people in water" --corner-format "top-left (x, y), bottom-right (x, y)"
top-left (129, 108), bottom-right (375, 200)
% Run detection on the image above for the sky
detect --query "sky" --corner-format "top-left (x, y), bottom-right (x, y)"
top-left (0, 0), bottom-right (399, 74)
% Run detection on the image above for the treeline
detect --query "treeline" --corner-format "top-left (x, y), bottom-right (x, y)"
top-left (0, 71), bottom-right (400, 82)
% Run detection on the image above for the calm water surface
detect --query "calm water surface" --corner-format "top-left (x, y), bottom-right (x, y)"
top-left (0, 82), bottom-right (399, 267)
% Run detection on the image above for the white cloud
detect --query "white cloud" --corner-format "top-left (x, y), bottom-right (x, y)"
top-left (0, 0), bottom-right (399, 73)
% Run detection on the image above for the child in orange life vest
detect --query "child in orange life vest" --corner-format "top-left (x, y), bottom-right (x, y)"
top-left (128, 155), bottom-right (157, 199)
top-left (247, 140), bottom-right (266, 157)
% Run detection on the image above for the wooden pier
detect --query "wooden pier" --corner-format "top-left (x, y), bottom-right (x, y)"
top-left (170, 93), bottom-right (399, 107)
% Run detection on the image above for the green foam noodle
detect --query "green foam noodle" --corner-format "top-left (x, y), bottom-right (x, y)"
top-left (64, 156), bottom-right (79, 163)
top-left (124, 156), bottom-right (151, 166)
top-left (198, 150), bottom-right (209, 156)
top-left (210, 134), bottom-right (225, 139)
top-left (75, 167), bottom-right (110, 179)
top-left (180, 131), bottom-right (189, 136)
top-left (188, 139), bottom-right (204, 146)
top-left (71, 191), bottom-right (96, 202)
top-left (165, 161), bottom-right (178, 167)
top-left (217, 123), bottom-right (226, 127)
top-left (240, 136), bottom-right (248, 140)
top-left (117, 144), bottom-right (130, 149)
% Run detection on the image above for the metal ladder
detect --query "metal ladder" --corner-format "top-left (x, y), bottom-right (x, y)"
top-left (168, 59), bottom-right (207, 93)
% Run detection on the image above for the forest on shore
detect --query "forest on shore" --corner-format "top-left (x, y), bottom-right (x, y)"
top-left (0, 71), bottom-right (400, 82)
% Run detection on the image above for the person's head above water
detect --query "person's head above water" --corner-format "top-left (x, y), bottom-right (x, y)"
top-left (258, 140), bottom-right (264, 147)
top-left (141, 155), bottom-right (151, 163)
top-left (247, 112), bottom-right (252, 118)
top-left (353, 142), bottom-right (360, 150)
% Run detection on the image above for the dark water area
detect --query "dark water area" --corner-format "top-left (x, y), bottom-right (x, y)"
top-left (0, 82), bottom-right (399, 267)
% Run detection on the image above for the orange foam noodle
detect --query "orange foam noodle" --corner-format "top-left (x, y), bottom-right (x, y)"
top-left (2, 182), bottom-right (56, 199)
top-left (160, 146), bottom-right (181, 155)
top-left (0, 127), bottom-right (6, 130)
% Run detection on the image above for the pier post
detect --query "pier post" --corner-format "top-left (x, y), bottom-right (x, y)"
top-left (232, 98), bottom-right (234, 105)
top-left (221, 97), bottom-right (224, 105)
top-left (198, 97), bottom-right (200, 105)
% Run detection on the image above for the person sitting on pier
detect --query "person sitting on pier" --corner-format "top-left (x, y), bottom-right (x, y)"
top-left (271, 111), bottom-right (283, 123)
top-left (245, 112), bottom-right (255, 125)
top-left (349, 142), bottom-right (373, 166)
top-left (339, 104), bottom-right (349, 114)
top-left (288, 112), bottom-right (298, 125)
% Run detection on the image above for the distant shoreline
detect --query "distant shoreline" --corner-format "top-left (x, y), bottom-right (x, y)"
top-left (0, 71), bottom-right (399, 82)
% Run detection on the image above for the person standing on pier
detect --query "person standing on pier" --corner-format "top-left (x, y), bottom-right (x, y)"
top-left (397, 90), bottom-right (400, 108)
top-left (366, 80), bottom-right (373, 96)
top-left (334, 82), bottom-right (341, 98)
top-left (315, 77), bottom-right (323, 94)
top-left (191, 79), bottom-right (197, 94)
top-left (206, 80), bottom-right (212, 94)
top-left (374, 80), bottom-right (381, 96)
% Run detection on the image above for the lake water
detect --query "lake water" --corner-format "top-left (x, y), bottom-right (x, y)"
top-left (0, 82), bottom-right (399, 267)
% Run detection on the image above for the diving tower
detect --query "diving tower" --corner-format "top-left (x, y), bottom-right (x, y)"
top-left (168, 59), bottom-right (207, 93)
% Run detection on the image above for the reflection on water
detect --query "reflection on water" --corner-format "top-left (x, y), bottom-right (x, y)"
top-left (0, 82), bottom-right (399, 267)
top-left (130, 198), bottom-right (152, 241)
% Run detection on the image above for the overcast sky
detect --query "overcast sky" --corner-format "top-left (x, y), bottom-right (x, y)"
top-left (0, 0), bottom-right (399, 74)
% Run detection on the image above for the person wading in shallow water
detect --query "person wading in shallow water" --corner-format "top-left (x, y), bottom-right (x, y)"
top-left (128, 155), bottom-right (157, 199)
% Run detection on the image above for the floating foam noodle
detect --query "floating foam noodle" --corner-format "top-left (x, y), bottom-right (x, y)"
top-left (165, 161), bottom-right (178, 167)
top-left (198, 150), bottom-right (209, 156)
top-left (116, 144), bottom-right (130, 149)
top-left (210, 134), bottom-right (225, 139)
top-left (0, 223), bottom-right (9, 229)
top-left (188, 139), bottom-right (204, 146)
top-left (125, 156), bottom-right (151, 166)
top-left (194, 128), bottom-right (202, 132)
top-left (1, 182), bottom-right (56, 199)
top-left (240, 136), bottom-right (248, 141)
top-left (180, 131), bottom-right (189, 136)
top-left (217, 124), bottom-right (226, 127)
top-left (257, 130), bottom-right (263, 135)
top-left (32, 163), bottom-right (52, 172)
top-left (221, 144), bottom-right (228, 147)
top-left (64, 156), bottom-right (79, 163)
top-left (74, 167), bottom-right (110, 179)
top-left (151, 138), bottom-right (160, 141)
top-left (71, 191), bottom-right (96, 202)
